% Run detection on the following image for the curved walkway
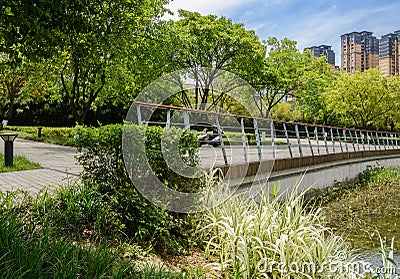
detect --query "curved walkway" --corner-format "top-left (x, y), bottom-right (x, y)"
top-left (0, 138), bottom-right (81, 195)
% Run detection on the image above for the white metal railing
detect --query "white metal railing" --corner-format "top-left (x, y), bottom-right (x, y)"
top-left (128, 102), bottom-right (400, 166)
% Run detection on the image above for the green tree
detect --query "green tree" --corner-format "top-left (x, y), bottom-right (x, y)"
top-left (325, 68), bottom-right (399, 129)
top-left (270, 102), bottom-right (302, 122)
top-left (0, 56), bottom-right (51, 122)
top-left (0, 1), bottom-right (168, 124)
top-left (295, 51), bottom-right (338, 124)
top-left (378, 75), bottom-right (400, 131)
top-left (164, 10), bottom-right (265, 111)
top-left (251, 38), bottom-right (310, 118)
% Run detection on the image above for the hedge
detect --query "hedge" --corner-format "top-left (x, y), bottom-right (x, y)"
top-left (74, 124), bottom-right (201, 254)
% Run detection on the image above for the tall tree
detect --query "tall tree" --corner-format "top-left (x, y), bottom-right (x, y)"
top-left (250, 38), bottom-right (309, 118)
top-left (0, 1), bottom-right (168, 124)
top-left (325, 68), bottom-right (399, 129)
top-left (295, 50), bottom-right (339, 124)
top-left (164, 10), bottom-right (265, 111)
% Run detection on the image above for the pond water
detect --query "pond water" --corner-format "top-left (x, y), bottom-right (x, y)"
top-left (320, 168), bottom-right (400, 276)
top-left (352, 253), bottom-right (400, 278)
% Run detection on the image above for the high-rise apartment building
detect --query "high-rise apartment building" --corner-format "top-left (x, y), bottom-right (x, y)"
top-left (341, 31), bottom-right (379, 73)
top-left (379, 31), bottom-right (400, 77)
top-left (304, 45), bottom-right (335, 66)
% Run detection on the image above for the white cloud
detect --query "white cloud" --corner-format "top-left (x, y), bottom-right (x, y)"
top-left (164, 0), bottom-right (300, 23)
top-left (165, 0), bottom-right (255, 19)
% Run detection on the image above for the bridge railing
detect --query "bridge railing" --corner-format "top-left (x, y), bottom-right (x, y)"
top-left (128, 102), bottom-right (400, 166)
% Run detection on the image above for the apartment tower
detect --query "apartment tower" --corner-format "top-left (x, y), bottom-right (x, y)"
top-left (341, 31), bottom-right (379, 73)
top-left (379, 31), bottom-right (400, 77)
top-left (304, 45), bottom-right (336, 67)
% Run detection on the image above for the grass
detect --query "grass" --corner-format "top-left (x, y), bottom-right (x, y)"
top-left (321, 166), bottom-right (400, 251)
top-left (1, 126), bottom-right (76, 146)
top-left (0, 188), bottom-right (207, 278)
top-left (0, 154), bottom-right (42, 173)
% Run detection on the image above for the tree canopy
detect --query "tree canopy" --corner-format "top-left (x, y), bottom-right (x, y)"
top-left (325, 68), bottom-right (400, 129)
top-left (295, 50), bottom-right (338, 124)
top-left (0, 1), bottom-right (168, 124)
top-left (161, 10), bottom-right (265, 111)
top-left (251, 38), bottom-right (317, 117)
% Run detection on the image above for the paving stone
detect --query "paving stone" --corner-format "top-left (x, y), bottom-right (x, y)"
top-left (0, 138), bottom-right (82, 195)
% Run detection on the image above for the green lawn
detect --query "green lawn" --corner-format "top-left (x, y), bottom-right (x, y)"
top-left (1, 126), bottom-right (76, 146)
top-left (0, 154), bottom-right (42, 173)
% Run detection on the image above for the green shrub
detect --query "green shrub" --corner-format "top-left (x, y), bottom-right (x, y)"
top-left (358, 163), bottom-right (386, 183)
top-left (270, 102), bottom-right (302, 122)
top-left (6, 126), bottom-right (76, 146)
top-left (74, 124), bottom-right (200, 254)
top-left (0, 189), bottom-right (205, 278)
top-left (0, 191), bottom-right (180, 278)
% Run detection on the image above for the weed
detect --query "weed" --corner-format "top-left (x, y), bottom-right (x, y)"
top-left (0, 154), bottom-right (42, 172)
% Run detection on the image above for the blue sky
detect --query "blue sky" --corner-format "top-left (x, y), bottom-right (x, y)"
top-left (165, 0), bottom-right (400, 65)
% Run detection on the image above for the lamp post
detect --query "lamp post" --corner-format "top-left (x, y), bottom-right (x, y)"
top-left (0, 133), bottom-right (18, 167)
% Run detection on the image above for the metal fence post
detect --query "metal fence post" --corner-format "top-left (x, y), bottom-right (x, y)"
top-left (240, 118), bottom-right (248, 162)
top-left (382, 133), bottom-right (387, 150)
top-left (330, 128), bottom-right (335, 153)
top-left (360, 131), bottom-right (365, 151)
top-left (283, 122), bottom-right (293, 158)
top-left (343, 129), bottom-right (349, 152)
top-left (183, 110), bottom-right (190, 130)
top-left (315, 127), bottom-right (320, 155)
top-left (270, 121), bottom-right (276, 159)
top-left (305, 126), bottom-right (314, 156)
top-left (137, 105), bottom-right (142, 125)
top-left (322, 127), bottom-right (329, 154)
top-left (349, 130), bottom-right (356, 152)
top-left (370, 131), bottom-right (376, 150)
top-left (337, 128), bottom-right (343, 153)
top-left (215, 116), bottom-right (228, 165)
top-left (386, 133), bottom-right (390, 149)
top-left (366, 131), bottom-right (371, 151)
top-left (295, 124), bottom-right (303, 157)
top-left (166, 109), bottom-right (171, 128)
top-left (355, 130), bottom-right (360, 151)
top-left (390, 133), bottom-right (394, 149)
top-left (253, 118), bottom-right (263, 161)
top-left (376, 132), bottom-right (381, 150)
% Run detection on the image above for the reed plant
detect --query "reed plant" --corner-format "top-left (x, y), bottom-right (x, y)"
top-left (197, 181), bottom-right (354, 278)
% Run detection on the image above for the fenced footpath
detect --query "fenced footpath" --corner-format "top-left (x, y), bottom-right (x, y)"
top-left (131, 102), bottom-right (400, 169)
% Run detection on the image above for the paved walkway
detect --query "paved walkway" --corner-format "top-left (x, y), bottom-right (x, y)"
top-left (0, 138), bottom-right (81, 195)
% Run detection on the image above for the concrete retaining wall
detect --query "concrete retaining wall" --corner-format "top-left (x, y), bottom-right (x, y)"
top-left (267, 155), bottom-right (400, 195)
top-left (222, 151), bottom-right (400, 196)
top-left (220, 149), bottom-right (400, 179)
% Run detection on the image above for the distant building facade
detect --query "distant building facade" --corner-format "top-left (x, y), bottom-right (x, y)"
top-left (304, 45), bottom-right (335, 66)
top-left (379, 31), bottom-right (400, 77)
top-left (341, 31), bottom-right (379, 73)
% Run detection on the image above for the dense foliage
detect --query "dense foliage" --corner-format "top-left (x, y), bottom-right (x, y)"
top-left (74, 124), bottom-right (200, 253)
top-left (0, 1), bottom-right (168, 124)
top-left (1, 2), bottom-right (400, 129)
top-left (324, 68), bottom-right (400, 129)
top-left (0, 189), bottom-right (205, 278)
